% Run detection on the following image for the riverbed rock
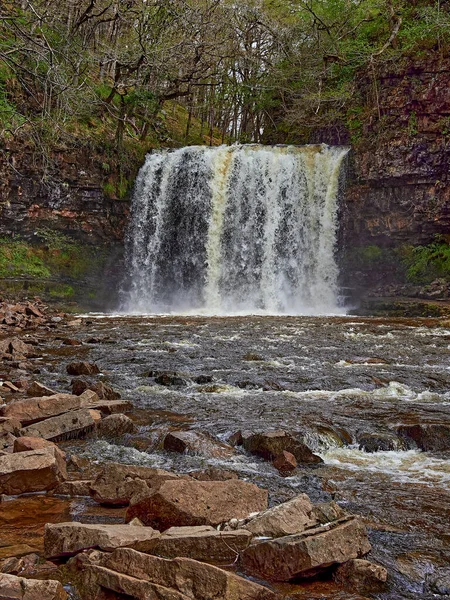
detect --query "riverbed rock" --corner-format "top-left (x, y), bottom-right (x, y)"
top-left (163, 431), bottom-right (235, 458)
top-left (97, 414), bottom-right (135, 437)
top-left (272, 450), bottom-right (297, 474)
top-left (126, 479), bottom-right (268, 529)
top-left (89, 547), bottom-right (276, 600)
top-left (21, 408), bottom-right (102, 441)
top-left (188, 468), bottom-right (238, 481)
top-left (90, 463), bottom-right (185, 506)
top-left (243, 430), bottom-right (323, 464)
top-left (333, 559), bottom-right (388, 594)
top-left (397, 423), bottom-right (450, 451)
top-left (0, 573), bottom-right (67, 600)
top-left (27, 381), bottom-right (58, 397)
top-left (152, 371), bottom-right (190, 387)
top-left (240, 516), bottom-right (371, 581)
top-left (13, 436), bottom-right (60, 453)
top-left (0, 417), bottom-right (21, 436)
top-left (66, 362), bottom-right (100, 376)
top-left (44, 522), bottom-right (161, 558)
top-left (71, 379), bottom-right (121, 400)
top-left (358, 432), bottom-right (401, 452)
top-left (53, 479), bottom-right (92, 496)
top-left (0, 447), bottom-right (67, 495)
top-left (147, 526), bottom-right (252, 564)
top-left (0, 337), bottom-right (36, 358)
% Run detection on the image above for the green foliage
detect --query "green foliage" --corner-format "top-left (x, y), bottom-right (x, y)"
top-left (408, 111), bottom-right (418, 137)
top-left (0, 238), bottom-right (50, 278)
top-left (402, 239), bottom-right (450, 284)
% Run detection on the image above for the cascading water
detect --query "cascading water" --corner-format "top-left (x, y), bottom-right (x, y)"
top-left (123, 144), bottom-right (348, 315)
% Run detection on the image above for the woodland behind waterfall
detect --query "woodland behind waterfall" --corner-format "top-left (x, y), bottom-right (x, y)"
top-left (1, 0), bottom-right (449, 165)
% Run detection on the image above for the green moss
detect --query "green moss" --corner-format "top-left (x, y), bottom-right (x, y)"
top-left (401, 238), bottom-right (450, 284)
top-left (0, 238), bottom-right (50, 278)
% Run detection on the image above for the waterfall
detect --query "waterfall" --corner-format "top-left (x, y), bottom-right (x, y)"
top-left (123, 144), bottom-right (348, 315)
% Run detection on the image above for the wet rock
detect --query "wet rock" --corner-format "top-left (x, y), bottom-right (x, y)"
top-left (193, 375), bottom-right (213, 384)
top-left (333, 559), bottom-right (387, 594)
top-left (243, 430), bottom-right (323, 464)
top-left (0, 573), bottom-right (67, 600)
top-left (71, 379), bottom-right (121, 400)
top-left (90, 463), bottom-right (185, 506)
top-left (358, 432), bottom-right (402, 452)
top-left (13, 436), bottom-right (60, 453)
top-left (163, 430), bottom-right (235, 458)
top-left (44, 522), bottom-right (161, 558)
top-left (66, 362), bottom-right (100, 376)
top-left (154, 372), bottom-right (189, 387)
top-left (62, 338), bottom-right (82, 346)
top-left (188, 468), bottom-right (238, 481)
top-left (27, 381), bottom-right (58, 397)
top-left (240, 516), bottom-right (371, 581)
top-left (53, 479), bottom-right (92, 496)
top-left (0, 447), bottom-right (67, 495)
top-left (147, 526), bottom-right (252, 564)
top-left (126, 479), bottom-right (268, 529)
top-left (21, 408), bottom-right (102, 441)
top-left (426, 568), bottom-right (450, 596)
top-left (273, 450), bottom-right (297, 474)
top-left (89, 547), bottom-right (276, 600)
top-left (397, 423), bottom-right (450, 451)
top-left (97, 414), bottom-right (135, 437)
top-left (227, 430), bottom-right (243, 446)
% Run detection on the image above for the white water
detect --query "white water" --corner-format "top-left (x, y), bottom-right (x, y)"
top-left (123, 144), bottom-right (348, 315)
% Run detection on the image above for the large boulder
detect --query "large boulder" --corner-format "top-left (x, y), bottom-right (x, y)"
top-left (13, 436), bottom-right (61, 453)
top-left (44, 522), bottom-right (161, 558)
top-left (86, 547), bottom-right (276, 600)
top-left (240, 516), bottom-right (371, 581)
top-left (126, 479), bottom-right (268, 529)
top-left (0, 447), bottom-right (67, 495)
top-left (21, 409), bottom-right (102, 441)
top-left (26, 382), bottom-right (58, 397)
top-left (0, 573), bottom-right (67, 600)
top-left (66, 362), bottom-right (100, 376)
top-left (163, 431), bottom-right (235, 459)
top-left (148, 526), bottom-right (252, 564)
top-left (397, 423), bottom-right (450, 451)
top-left (71, 379), bottom-right (121, 400)
top-left (243, 430), bottom-right (323, 464)
top-left (90, 463), bottom-right (185, 506)
top-left (97, 414), bottom-right (135, 437)
top-left (334, 559), bottom-right (388, 594)
top-left (0, 337), bottom-right (36, 358)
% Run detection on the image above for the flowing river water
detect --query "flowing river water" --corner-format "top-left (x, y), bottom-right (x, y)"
top-left (3, 314), bottom-right (449, 599)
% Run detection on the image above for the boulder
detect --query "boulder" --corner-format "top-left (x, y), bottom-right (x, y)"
top-left (126, 479), bottom-right (268, 529)
top-left (27, 382), bottom-right (57, 397)
top-left (53, 480), bottom-right (92, 496)
top-left (313, 501), bottom-right (348, 524)
top-left (358, 433), bottom-right (402, 452)
top-left (90, 463), bottom-right (185, 506)
top-left (94, 547), bottom-right (276, 599)
top-left (189, 468), bottom-right (238, 481)
top-left (21, 408), bottom-right (102, 441)
top-left (13, 436), bottom-right (60, 453)
top-left (242, 494), bottom-right (319, 538)
top-left (272, 450), bottom-right (297, 474)
top-left (153, 372), bottom-right (189, 387)
top-left (44, 522), bottom-right (161, 558)
top-left (163, 431), bottom-right (235, 458)
top-left (149, 526), bottom-right (252, 563)
top-left (243, 430), bottom-right (323, 464)
top-left (0, 417), bottom-right (21, 436)
top-left (0, 448), bottom-right (67, 495)
top-left (97, 414), bottom-right (135, 437)
top-left (397, 423), bottom-right (450, 451)
top-left (0, 573), bottom-right (67, 600)
top-left (0, 338), bottom-right (35, 358)
top-left (240, 516), bottom-right (371, 581)
top-left (0, 545), bottom-right (40, 560)
top-left (66, 362), bottom-right (100, 376)
top-left (334, 559), bottom-right (387, 594)
top-left (71, 379), bottom-right (121, 400)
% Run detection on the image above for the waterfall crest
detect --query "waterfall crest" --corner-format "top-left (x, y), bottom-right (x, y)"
top-left (123, 144), bottom-right (348, 315)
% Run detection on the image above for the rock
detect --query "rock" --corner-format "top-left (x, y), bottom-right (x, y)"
top-left (243, 430), bottom-right (323, 464)
top-left (126, 479), bottom-right (268, 529)
top-left (0, 448), bottom-right (67, 495)
top-left (0, 338), bottom-right (35, 358)
top-left (0, 417), bottom-right (21, 436)
top-left (0, 573), bottom-right (67, 600)
top-left (149, 526), bottom-right (252, 564)
top-left (240, 516), bottom-right (371, 581)
top-left (154, 372), bottom-right (189, 387)
top-left (193, 375), bottom-right (213, 384)
top-left (66, 362), bottom-right (100, 376)
top-left (273, 450), bottom-right (297, 474)
top-left (313, 501), bottom-right (348, 524)
top-left (53, 480), bottom-right (92, 496)
top-left (97, 414), bottom-right (135, 437)
top-left (227, 430), bottom-right (243, 446)
top-left (188, 468), bottom-right (238, 481)
top-left (0, 545), bottom-right (40, 560)
top-left (2, 381), bottom-right (20, 392)
top-left (71, 379), bottom-right (121, 400)
top-left (93, 547), bottom-right (276, 600)
top-left (163, 431), bottom-right (235, 458)
top-left (397, 423), bottom-right (450, 451)
top-left (90, 463), bottom-right (185, 506)
top-left (27, 381), bottom-right (57, 397)
top-left (426, 568), bottom-right (450, 596)
top-left (44, 522), bottom-right (161, 558)
top-left (358, 433), bottom-right (401, 452)
top-left (21, 408), bottom-right (102, 441)
top-left (0, 553), bottom-right (58, 578)
top-left (62, 338), bottom-right (82, 346)
top-left (334, 559), bottom-right (387, 594)
top-left (13, 436), bottom-right (60, 453)
top-left (241, 494), bottom-right (319, 538)
top-left (243, 352), bottom-right (264, 361)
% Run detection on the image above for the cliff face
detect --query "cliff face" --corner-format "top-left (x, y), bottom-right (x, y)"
top-left (341, 57), bottom-right (450, 297)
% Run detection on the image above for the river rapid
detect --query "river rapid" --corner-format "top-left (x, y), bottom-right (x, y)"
top-left (3, 314), bottom-right (449, 599)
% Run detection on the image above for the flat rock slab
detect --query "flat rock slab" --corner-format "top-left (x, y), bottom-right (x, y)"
top-left (0, 544), bottom-right (40, 559)
top-left (0, 573), bottom-right (67, 600)
top-left (241, 516), bottom-right (371, 581)
top-left (101, 547), bottom-right (276, 599)
top-left (44, 522), bottom-right (161, 558)
top-left (126, 479), bottom-right (268, 529)
top-left (21, 408), bottom-right (102, 441)
top-left (0, 448), bottom-right (67, 495)
top-left (149, 526), bottom-right (252, 563)
top-left (90, 463), bottom-right (186, 506)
